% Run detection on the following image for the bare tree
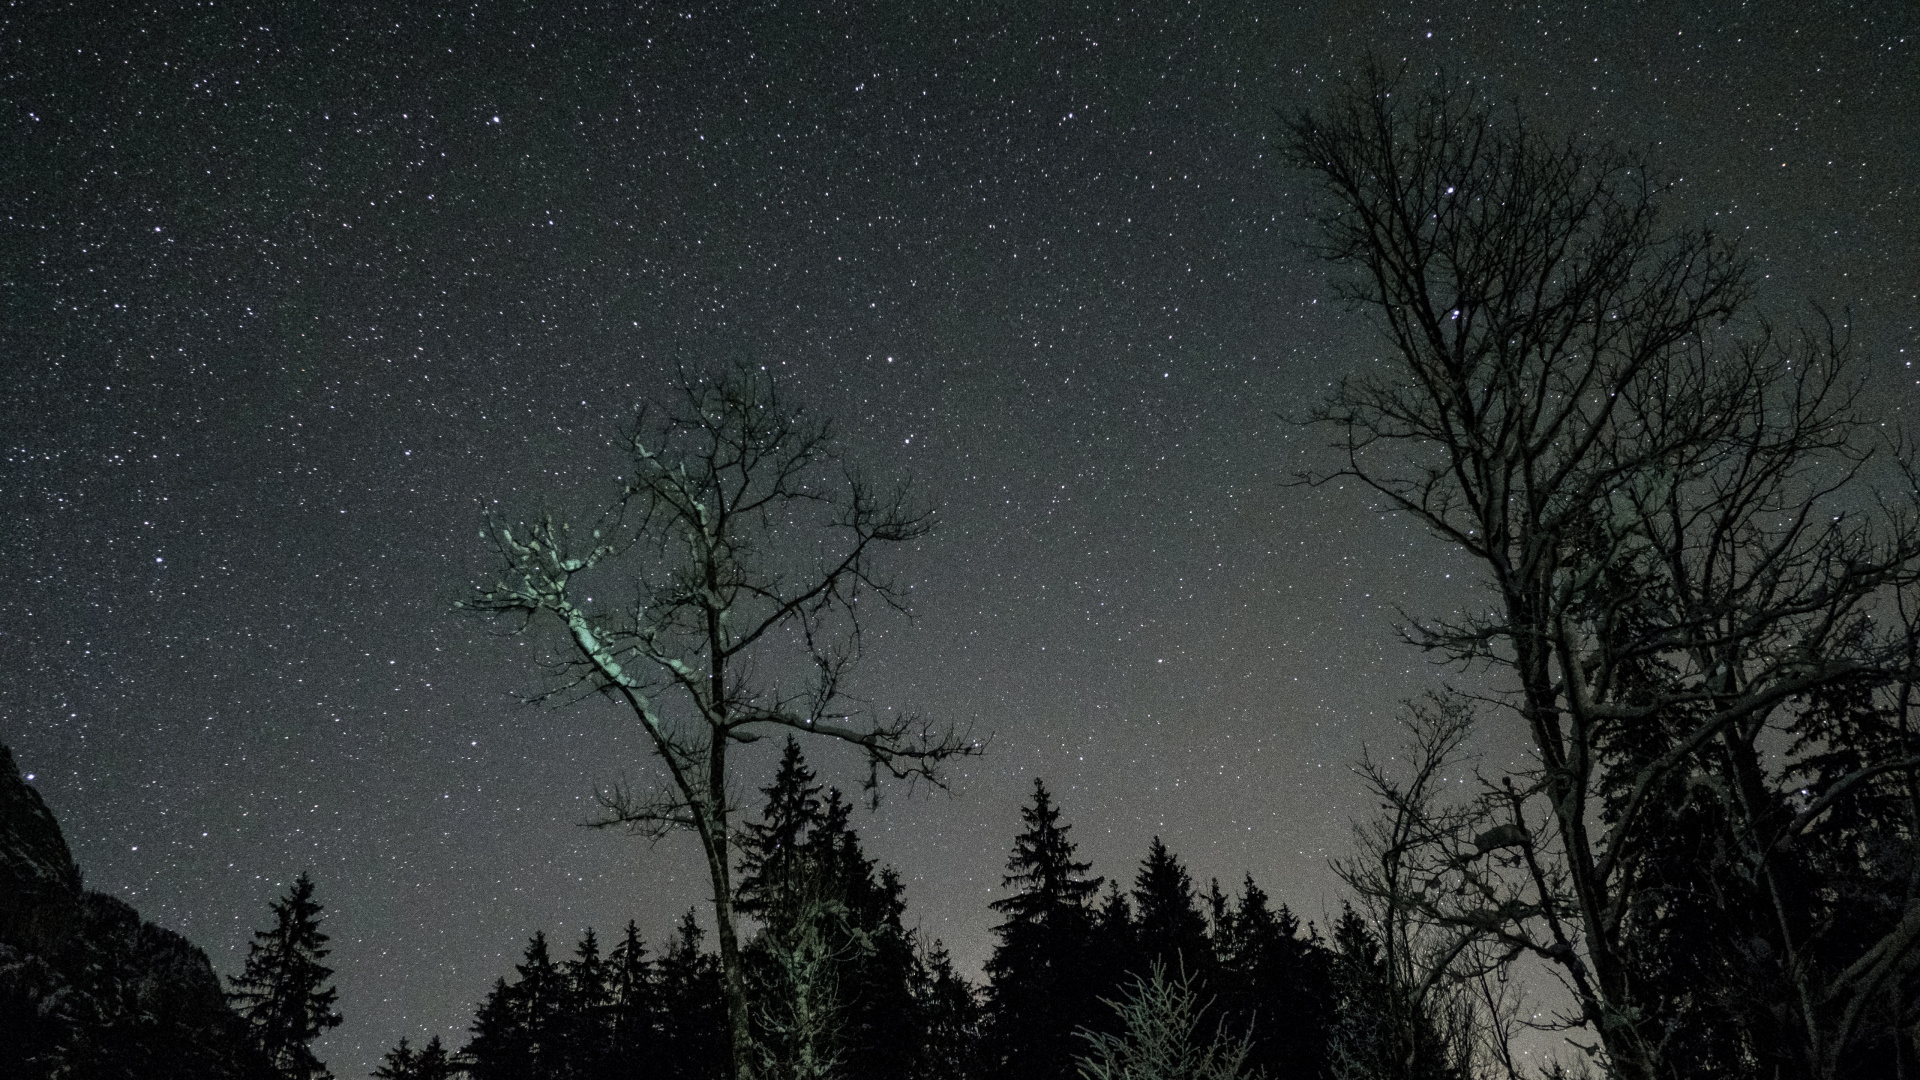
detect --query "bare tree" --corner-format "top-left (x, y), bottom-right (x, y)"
top-left (1334, 695), bottom-right (1524, 1080)
top-left (1287, 63), bottom-right (1920, 1080)
top-left (465, 365), bottom-right (975, 1080)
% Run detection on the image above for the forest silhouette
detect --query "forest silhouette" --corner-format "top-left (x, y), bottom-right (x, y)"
top-left (5, 65), bottom-right (1919, 1080)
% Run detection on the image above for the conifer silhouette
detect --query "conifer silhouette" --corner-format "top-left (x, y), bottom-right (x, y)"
top-left (373, 1037), bottom-right (455, 1080)
top-left (984, 779), bottom-right (1106, 1080)
top-left (1131, 837), bottom-right (1211, 980)
top-left (737, 739), bottom-right (922, 1079)
top-left (229, 873), bottom-right (342, 1080)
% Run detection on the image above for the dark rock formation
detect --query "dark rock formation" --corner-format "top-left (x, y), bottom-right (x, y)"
top-left (0, 741), bottom-right (272, 1079)
top-left (0, 742), bottom-right (83, 951)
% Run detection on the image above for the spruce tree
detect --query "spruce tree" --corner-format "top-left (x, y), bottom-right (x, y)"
top-left (738, 741), bottom-right (920, 1080)
top-left (463, 933), bottom-right (571, 1080)
top-left (910, 940), bottom-right (983, 1080)
top-left (1327, 905), bottom-right (1458, 1080)
top-left (373, 1038), bottom-right (417, 1080)
top-left (655, 911), bottom-right (728, 1080)
top-left (564, 929), bottom-right (613, 1076)
top-left (516, 933), bottom-right (568, 1079)
top-left (1215, 876), bottom-right (1335, 1080)
top-left (229, 873), bottom-right (343, 1080)
top-left (1131, 837), bottom-right (1211, 980)
top-left (1205, 878), bottom-right (1235, 957)
top-left (983, 779), bottom-right (1105, 1080)
top-left (413, 1038), bottom-right (455, 1080)
top-left (822, 816), bottom-right (919, 1080)
top-left (735, 738), bottom-right (826, 920)
top-left (464, 977), bottom-right (530, 1080)
top-left (1093, 880), bottom-right (1137, 982)
top-left (373, 1037), bottom-right (456, 1080)
top-left (607, 922), bottom-right (660, 1068)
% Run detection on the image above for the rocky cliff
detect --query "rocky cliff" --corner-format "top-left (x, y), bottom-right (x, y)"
top-left (0, 741), bottom-right (271, 1079)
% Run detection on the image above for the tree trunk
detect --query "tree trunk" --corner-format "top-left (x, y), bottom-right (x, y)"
top-left (702, 714), bottom-right (756, 1080)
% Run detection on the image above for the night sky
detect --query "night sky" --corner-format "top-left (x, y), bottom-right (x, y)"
top-left (4, 2), bottom-right (1915, 1074)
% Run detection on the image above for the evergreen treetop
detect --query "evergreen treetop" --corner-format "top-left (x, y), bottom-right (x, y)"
top-left (229, 872), bottom-right (342, 1080)
top-left (373, 1037), bottom-right (455, 1080)
top-left (984, 780), bottom-right (1109, 1080)
top-left (990, 779), bottom-right (1102, 931)
top-left (1131, 837), bottom-right (1210, 974)
top-left (736, 738), bottom-right (828, 919)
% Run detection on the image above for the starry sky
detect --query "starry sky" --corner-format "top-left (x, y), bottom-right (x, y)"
top-left (3, 1), bottom-right (1915, 1073)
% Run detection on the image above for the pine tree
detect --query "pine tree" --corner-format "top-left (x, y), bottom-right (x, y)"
top-left (1093, 880), bottom-right (1137, 992)
top-left (1327, 905), bottom-right (1458, 1080)
top-left (374, 1037), bottom-right (457, 1080)
top-left (465, 977), bottom-right (531, 1080)
top-left (738, 741), bottom-right (920, 1080)
top-left (1205, 878), bottom-right (1235, 957)
top-left (564, 929), bottom-right (613, 1077)
top-left (821, 814), bottom-right (919, 1080)
top-left (1130, 837), bottom-right (1211, 980)
top-left (909, 940), bottom-right (983, 1080)
top-left (517, 933), bottom-right (568, 1079)
top-left (735, 738), bottom-right (826, 920)
top-left (413, 1038), bottom-right (456, 1080)
top-left (463, 934), bottom-right (571, 1080)
top-left (983, 779), bottom-right (1106, 1080)
top-left (374, 1038), bottom-right (417, 1080)
top-left (229, 873), bottom-right (343, 1080)
top-left (655, 911), bottom-right (728, 1080)
top-left (841, 860), bottom-right (919, 1080)
top-left (607, 921), bottom-right (660, 1069)
top-left (1214, 876), bottom-right (1335, 1080)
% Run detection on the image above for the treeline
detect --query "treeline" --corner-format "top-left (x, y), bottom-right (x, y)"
top-left (376, 740), bottom-right (1384, 1080)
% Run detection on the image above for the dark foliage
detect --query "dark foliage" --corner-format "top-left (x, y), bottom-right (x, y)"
top-left (1286, 61), bottom-right (1920, 1080)
top-left (229, 873), bottom-right (343, 1080)
top-left (909, 940), bottom-right (985, 1080)
top-left (1326, 905), bottom-right (1460, 1080)
top-left (1130, 836), bottom-right (1212, 980)
top-left (466, 365), bottom-right (971, 1080)
top-left (735, 739), bottom-right (922, 1078)
top-left (455, 916), bottom-right (726, 1080)
top-left (442, 735), bottom-right (1010, 1080)
top-left (1211, 876), bottom-right (1337, 1080)
top-left (973, 783), bottom-right (1344, 1080)
top-left (374, 1037), bottom-right (457, 1080)
top-left (981, 779), bottom-right (1109, 1080)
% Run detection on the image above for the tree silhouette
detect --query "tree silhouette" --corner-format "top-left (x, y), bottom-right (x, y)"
top-left (737, 739), bottom-right (921, 1079)
top-left (606, 921), bottom-right (662, 1070)
top-left (228, 873), bottom-right (342, 1080)
top-left (910, 940), bottom-right (984, 1080)
top-left (1130, 837), bottom-right (1210, 980)
top-left (1287, 61), bottom-right (1920, 1079)
top-left (1325, 905), bottom-right (1461, 1080)
top-left (373, 1037), bottom-right (456, 1080)
top-left (735, 738), bottom-right (828, 923)
top-left (985, 779), bottom-right (1107, 1080)
top-left (465, 366), bottom-right (976, 1079)
top-left (654, 911), bottom-right (728, 1079)
top-left (1211, 875), bottom-right (1336, 1080)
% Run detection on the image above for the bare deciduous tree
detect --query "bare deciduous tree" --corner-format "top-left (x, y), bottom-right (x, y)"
top-left (465, 365), bottom-right (975, 1080)
top-left (1335, 695), bottom-right (1526, 1080)
top-left (1288, 63), bottom-right (1920, 1079)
